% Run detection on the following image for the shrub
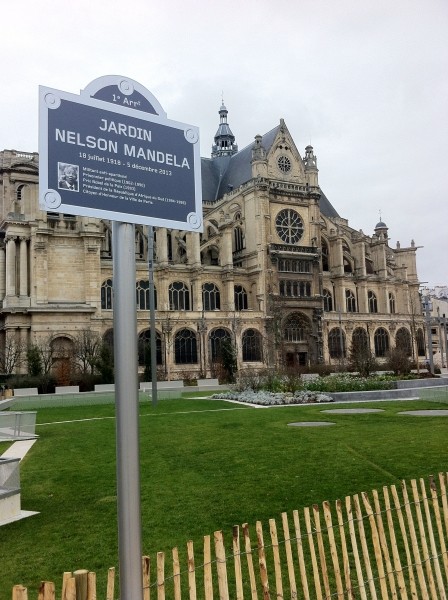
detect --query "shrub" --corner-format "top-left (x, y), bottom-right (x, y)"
top-left (348, 341), bottom-right (378, 377)
top-left (386, 348), bottom-right (412, 376)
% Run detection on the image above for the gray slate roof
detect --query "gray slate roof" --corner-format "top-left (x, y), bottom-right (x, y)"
top-left (201, 124), bottom-right (340, 218)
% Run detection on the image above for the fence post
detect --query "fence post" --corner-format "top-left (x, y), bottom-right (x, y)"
top-left (323, 501), bottom-right (344, 599)
top-left (106, 567), bottom-right (115, 600)
top-left (255, 521), bottom-right (270, 600)
top-left (142, 556), bottom-right (150, 600)
top-left (73, 570), bottom-right (89, 600)
top-left (214, 531), bottom-right (230, 600)
top-left (281, 512), bottom-right (298, 599)
top-left (269, 518), bottom-right (283, 600)
top-left (12, 585), bottom-right (28, 600)
top-left (172, 548), bottom-right (181, 600)
top-left (293, 509), bottom-right (310, 600)
top-left (304, 506), bottom-right (322, 599)
top-left (204, 535), bottom-right (213, 600)
top-left (242, 523), bottom-right (258, 600)
top-left (38, 581), bottom-right (55, 600)
top-left (87, 572), bottom-right (96, 600)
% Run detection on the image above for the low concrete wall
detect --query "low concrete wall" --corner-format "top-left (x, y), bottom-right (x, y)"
top-left (140, 381), bottom-right (184, 391)
top-left (13, 388), bottom-right (39, 397)
top-left (329, 388), bottom-right (421, 402)
top-left (94, 384), bottom-right (115, 392)
top-left (395, 377), bottom-right (448, 389)
top-left (55, 386), bottom-right (80, 394)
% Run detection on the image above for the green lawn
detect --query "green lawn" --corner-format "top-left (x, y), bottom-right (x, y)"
top-left (1, 396), bottom-right (447, 597)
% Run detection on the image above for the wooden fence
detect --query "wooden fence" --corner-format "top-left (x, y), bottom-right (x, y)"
top-left (12, 473), bottom-right (448, 599)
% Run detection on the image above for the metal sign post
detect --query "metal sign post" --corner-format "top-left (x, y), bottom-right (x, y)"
top-left (39, 76), bottom-right (202, 600)
top-left (112, 221), bottom-right (143, 599)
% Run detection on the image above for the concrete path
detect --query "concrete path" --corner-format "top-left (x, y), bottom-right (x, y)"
top-left (1, 439), bottom-right (37, 461)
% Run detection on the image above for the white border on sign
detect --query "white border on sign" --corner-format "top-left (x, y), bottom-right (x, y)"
top-left (39, 77), bottom-right (203, 232)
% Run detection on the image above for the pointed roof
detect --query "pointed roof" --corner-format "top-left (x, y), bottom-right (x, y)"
top-left (201, 120), bottom-right (340, 218)
top-left (211, 102), bottom-right (238, 158)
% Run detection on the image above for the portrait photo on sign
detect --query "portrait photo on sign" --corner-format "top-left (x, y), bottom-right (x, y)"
top-left (58, 163), bottom-right (79, 192)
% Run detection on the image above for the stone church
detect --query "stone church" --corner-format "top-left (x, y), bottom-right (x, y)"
top-left (0, 104), bottom-right (426, 379)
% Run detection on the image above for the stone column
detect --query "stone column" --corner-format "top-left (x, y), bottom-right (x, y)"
top-left (5, 237), bottom-right (16, 297)
top-left (221, 228), bottom-right (233, 269)
top-left (193, 278), bottom-right (203, 312)
top-left (224, 278), bottom-right (235, 312)
top-left (19, 237), bottom-right (28, 297)
top-left (156, 228), bottom-right (168, 266)
top-left (0, 244), bottom-right (6, 301)
top-left (186, 232), bottom-right (201, 268)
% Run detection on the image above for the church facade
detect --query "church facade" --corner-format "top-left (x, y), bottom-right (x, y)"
top-left (0, 105), bottom-right (426, 379)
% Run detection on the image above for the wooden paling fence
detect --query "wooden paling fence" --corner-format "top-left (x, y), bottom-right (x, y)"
top-left (12, 473), bottom-right (448, 599)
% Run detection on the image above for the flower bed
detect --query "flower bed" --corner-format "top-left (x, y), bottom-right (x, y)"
top-left (212, 390), bottom-right (333, 406)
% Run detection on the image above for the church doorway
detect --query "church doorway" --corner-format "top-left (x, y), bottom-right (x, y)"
top-left (285, 351), bottom-right (308, 369)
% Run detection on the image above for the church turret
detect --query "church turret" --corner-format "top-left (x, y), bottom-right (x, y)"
top-left (251, 134), bottom-right (268, 178)
top-left (304, 144), bottom-right (319, 186)
top-left (211, 102), bottom-right (238, 157)
top-left (374, 219), bottom-right (388, 241)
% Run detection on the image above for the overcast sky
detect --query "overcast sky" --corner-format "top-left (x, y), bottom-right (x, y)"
top-left (2, 0), bottom-right (447, 287)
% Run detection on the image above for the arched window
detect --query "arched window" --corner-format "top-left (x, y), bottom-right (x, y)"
top-left (365, 258), bottom-right (374, 274)
top-left (101, 279), bottom-right (113, 309)
top-left (323, 289), bottom-right (333, 312)
top-left (174, 329), bottom-right (198, 364)
top-left (374, 328), bottom-right (390, 357)
top-left (169, 282), bottom-right (190, 310)
top-left (233, 227), bottom-right (244, 252)
top-left (283, 313), bottom-right (310, 342)
top-left (328, 328), bottom-right (346, 358)
top-left (321, 240), bottom-right (329, 271)
top-left (202, 283), bottom-right (221, 311)
top-left (343, 257), bottom-right (353, 273)
top-left (167, 231), bottom-right (173, 261)
top-left (209, 328), bottom-right (232, 361)
top-left (278, 259), bottom-right (311, 273)
top-left (351, 328), bottom-right (369, 352)
top-left (242, 329), bottom-right (262, 362)
top-left (234, 285), bottom-right (248, 311)
top-left (16, 184), bottom-right (26, 203)
top-left (138, 329), bottom-right (162, 366)
top-left (279, 281), bottom-right (311, 297)
top-left (136, 280), bottom-right (157, 310)
top-left (389, 293), bottom-right (396, 314)
top-left (395, 327), bottom-right (412, 356)
top-left (416, 329), bottom-right (425, 356)
top-left (346, 290), bottom-right (357, 312)
top-left (103, 329), bottom-right (114, 350)
top-left (368, 291), bottom-right (378, 313)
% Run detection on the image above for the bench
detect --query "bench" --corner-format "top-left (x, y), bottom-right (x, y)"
top-left (140, 380), bottom-right (184, 392)
top-left (13, 388), bottom-right (39, 397)
top-left (94, 384), bottom-right (115, 392)
top-left (196, 378), bottom-right (221, 390)
top-left (55, 386), bottom-right (80, 394)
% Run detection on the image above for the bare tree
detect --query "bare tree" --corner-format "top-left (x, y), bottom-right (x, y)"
top-left (0, 336), bottom-right (25, 374)
top-left (408, 287), bottom-right (424, 374)
top-left (28, 336), bottom-right (56, 377)
top-left (73, 330), bottom-right (102, 374)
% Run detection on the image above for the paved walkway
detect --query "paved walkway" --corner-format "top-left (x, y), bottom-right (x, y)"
top-left (0, 439), bottom-right (37, 461)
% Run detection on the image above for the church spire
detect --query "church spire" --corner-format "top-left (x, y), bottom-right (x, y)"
top-left (211, 101), bottom-right (238, 157)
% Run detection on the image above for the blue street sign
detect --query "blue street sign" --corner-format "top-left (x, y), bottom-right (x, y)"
top-left (39, 76), bottom-right (203, 232)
